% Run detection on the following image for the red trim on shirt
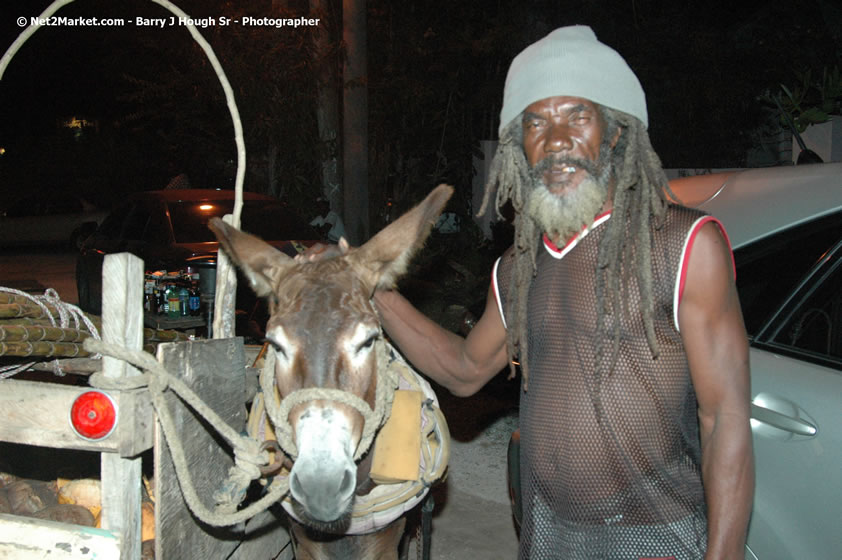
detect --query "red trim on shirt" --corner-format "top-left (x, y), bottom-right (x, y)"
top-left (677, 216), bottom-right (736, 306)
top-left (542, 210), bottom-right (613, 254)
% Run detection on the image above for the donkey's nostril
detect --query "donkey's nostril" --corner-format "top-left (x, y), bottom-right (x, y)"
top-left (289, 471), bottom-right (304, 498)
top-left (339, 468), bottom-right (355, 497)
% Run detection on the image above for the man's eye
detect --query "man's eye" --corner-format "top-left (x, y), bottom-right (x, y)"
top-left (572, 115), bottom-right (590, 124)
top-left (523, 116), bottom-right (544, 129)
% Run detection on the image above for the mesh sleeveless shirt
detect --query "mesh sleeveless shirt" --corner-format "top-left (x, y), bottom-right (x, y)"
top-left (495, 205), bottom-right (723, 560)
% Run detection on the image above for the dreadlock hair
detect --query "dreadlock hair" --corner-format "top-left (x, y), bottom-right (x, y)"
top-left (478, 106), bottom-right (672, 390)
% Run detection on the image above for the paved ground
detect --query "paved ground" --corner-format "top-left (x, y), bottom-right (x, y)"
top-left (415, 374), bottom-right (522, 559)
top-left (0, 247), bottom-right (78, 305)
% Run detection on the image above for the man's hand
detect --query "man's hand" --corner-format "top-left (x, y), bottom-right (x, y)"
top-left (294, 238), bottom-right (351, 263)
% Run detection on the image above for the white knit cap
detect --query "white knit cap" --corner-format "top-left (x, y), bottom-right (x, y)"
top-left (499, 25), bottom-right (648, 136)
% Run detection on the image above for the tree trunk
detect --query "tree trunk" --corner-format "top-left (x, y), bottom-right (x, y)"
top-left (310, 0), bottom-right (342, 213)
top-left (342, 0), bottom-right (368, 244)
top-left (267, 144), bottom-right (280, 198)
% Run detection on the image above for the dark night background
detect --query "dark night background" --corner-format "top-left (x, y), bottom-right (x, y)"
top-left (0, 0), bottom-right (839, 234)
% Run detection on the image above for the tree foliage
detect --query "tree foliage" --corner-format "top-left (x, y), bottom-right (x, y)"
top-left (5, 0), bottom-right (837, 225)
top-left (117, 0), bottom-right (330, 207)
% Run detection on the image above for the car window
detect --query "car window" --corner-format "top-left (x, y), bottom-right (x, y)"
top-left (5, 196), bottom-right (44, 217)
top-left (97, 203), bottom-right (133, 240)
top-left (241, 202), bottom-right (318, 240)
top-left (167, 199), bottom-right (317, 243)
top-left (140, 200), bottom-right (170, 245)
top-left (45, 194), bottom-right (83, 215)
top-left (167, 200), bottom-right (227, 243)
top-left (735, 210), bottom-right (842, 337)
top-left (121, 204), bottom-right (152, 241)
top-left (769, 252), bottom-right (842, 364)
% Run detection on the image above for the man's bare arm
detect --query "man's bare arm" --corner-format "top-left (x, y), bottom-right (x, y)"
top-left (374, 283), bottom-right (510, 396)
top-left (678, 222), bottom-right (754, 559)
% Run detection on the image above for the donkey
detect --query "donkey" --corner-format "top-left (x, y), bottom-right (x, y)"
top-left (209, 184), bottom-right (453, 559)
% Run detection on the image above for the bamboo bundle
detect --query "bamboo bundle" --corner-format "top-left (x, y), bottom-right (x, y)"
top-left (0, 325), bottom-right (90, 343)
top-left (0, 292), bottom-right (39, 305)
top-left (0, 329), bottom-right (188, 360)
top-left (143, 328), bottom-right (190, 343)
top-left (0, 295), bottom-right (100, 328)
top-left (0, 290), bottom-right (191, 370)
top-left (28, 358), bottom-right (101, 375)
top-left (0, 341), bottom-right (90, 358)
top-left (12, 316), bottom-right (102, 333)
top-left (0, 303), bottom-right (60, 320)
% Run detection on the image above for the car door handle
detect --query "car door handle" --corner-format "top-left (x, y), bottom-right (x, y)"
top-left (750, 403), bottom-right (817, 436)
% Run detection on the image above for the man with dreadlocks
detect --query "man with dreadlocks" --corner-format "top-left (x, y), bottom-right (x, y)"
top-left (375, 25), bottom-right (754, 559)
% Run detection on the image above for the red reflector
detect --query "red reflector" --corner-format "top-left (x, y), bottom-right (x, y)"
top-left (70, 391), bottom-right (117, 440)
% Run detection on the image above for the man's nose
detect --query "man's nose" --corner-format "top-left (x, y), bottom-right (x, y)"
top-left (545, 123), bottom-right (573, 153)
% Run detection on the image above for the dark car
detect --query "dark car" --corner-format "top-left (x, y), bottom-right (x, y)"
top-left (76, 189), bottom-right (319, 336)
top-left (0, 192), bottom-right (109, 249)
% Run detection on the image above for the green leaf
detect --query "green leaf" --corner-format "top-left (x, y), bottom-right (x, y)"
top-left (801, 107), bottom-right (830, 125)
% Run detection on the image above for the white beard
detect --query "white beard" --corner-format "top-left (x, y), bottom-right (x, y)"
top-left (524, 150), bottom-right (613, 244)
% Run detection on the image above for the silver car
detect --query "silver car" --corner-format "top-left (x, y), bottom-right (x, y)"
top-left (0, 193), bottom-right (108, 249)
top-left (670, 162), bottom-right (842, 560)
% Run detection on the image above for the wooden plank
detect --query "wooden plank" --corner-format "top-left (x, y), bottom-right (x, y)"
top-left (116, 388), bottom-right (155, 458)
top-left (0, 379), bottom-right (152, 455)
top-left (154, 337), bottom-right (254, 560)
top-left (0, 512), bottom-right (120, 559)
top-left (100, 252), bottom-right (145, 560)
top-left (226, 509), bottom-right (293, 560)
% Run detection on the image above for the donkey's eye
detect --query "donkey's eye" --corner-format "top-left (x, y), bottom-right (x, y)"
top-left (266, 338), bottom-right (287, 359)
top-left (356, 333), bottom-right (379, 354)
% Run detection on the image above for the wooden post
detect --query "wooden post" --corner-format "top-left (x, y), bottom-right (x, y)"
top-left (212, 215), bottom-right (238, 340)
top-left (100, 253), bottom-right (144, 560)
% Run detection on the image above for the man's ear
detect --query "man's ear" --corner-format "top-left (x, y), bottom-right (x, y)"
top-left (609, 124), bottom-right (622, 149)
top-left (208, 217), bottom-right (294, 297)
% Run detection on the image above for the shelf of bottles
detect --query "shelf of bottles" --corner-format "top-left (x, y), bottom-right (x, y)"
top-left (142, 267), bottom-right (208, 332)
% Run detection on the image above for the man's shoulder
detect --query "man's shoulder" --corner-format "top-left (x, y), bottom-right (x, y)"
top-left (500, 244), bottom-right (516, 262)
top-left (659, 203), bottom-right (708, 233)
top-left (494, 244), bottom-right (522, 300)
top-left (665, 201), bottom-right (706, 216)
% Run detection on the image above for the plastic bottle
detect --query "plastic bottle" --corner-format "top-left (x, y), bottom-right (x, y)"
top-left (161, 284), bottom-right (171, 315)
top-left (179, 285), bottom-right (190, 317)
top-left (143, 279), bottom-right (154, 313)
top-left (189, 282), bottom-right (201, 316)
top-left (155, 284), bottom-right (165, 315)
top-left (167, 285), bottom-right (180, 318)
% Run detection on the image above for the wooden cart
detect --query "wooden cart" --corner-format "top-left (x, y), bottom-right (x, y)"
top-left (0, 253), bottom-right (293, 559)
top-left (1, 1), bottom-right (291, 556)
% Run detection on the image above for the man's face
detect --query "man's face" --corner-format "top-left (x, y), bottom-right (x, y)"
top-left (521, 96), bottom-right (616, 242)
top-left (522, 96), bottom-right (611, 194)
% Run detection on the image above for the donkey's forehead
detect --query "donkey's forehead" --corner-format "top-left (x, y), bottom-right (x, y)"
top-left (267, 259), bottom-right (377, 332)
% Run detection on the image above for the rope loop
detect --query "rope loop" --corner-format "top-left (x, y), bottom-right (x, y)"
top-left (83, 337), bottom-right (284, 527)
top-left (260, 338), bottom-right (400, 462)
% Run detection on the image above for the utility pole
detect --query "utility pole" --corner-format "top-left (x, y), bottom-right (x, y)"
top-left (342, 0), bottom-right (368, 244)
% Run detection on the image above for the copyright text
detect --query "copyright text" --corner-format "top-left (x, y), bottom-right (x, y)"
top-left (18, 15), bottom-right (322, 30)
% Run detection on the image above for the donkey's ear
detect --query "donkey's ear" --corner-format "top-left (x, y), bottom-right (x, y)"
top-left (349, 184), bottom-right (453, 290)
top-left (208, 217), bottom-right (294, 297)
